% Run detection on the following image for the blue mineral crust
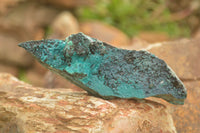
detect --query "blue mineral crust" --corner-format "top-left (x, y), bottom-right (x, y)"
top-left (18, 32), bottom-right (187, 105)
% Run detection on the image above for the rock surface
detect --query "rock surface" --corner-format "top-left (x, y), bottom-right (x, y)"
top-left (44, 71), bottom-right (82, 90)
top-left (138, 39), bottom-right (200, 133)
top-left (0, 73), bottom-right (176, 133)
top-left (193, 28), bottom-right (200, 39)
top-left (50, 11), bottom-right (80, 39)
top-left (171, 81), bottom-right (200, 133)
top-left (146, 39), bottom-right (200, 80)
top-left (137, 31), bottom-right (169, 43)
top-left (0, 34), bottom-right (34, 67)
top-left (0, 63), bottom-right (19, 77)
top-left (37, 0), bottom-right (93, 8)
top-left (0, 0), bottom-right (21, 14)
top-left (80, 21), bottom-right (130, 48)
top-left (0, 2), bottom-right (59, 67)
top-left (130, 37), bottom-right (150, 50)
top-left (0, 2), bottom-right (59, 39)
top-left (148, 80), bottom-right (200, 133)
top-left (19, 33), bottom-right (187, 105)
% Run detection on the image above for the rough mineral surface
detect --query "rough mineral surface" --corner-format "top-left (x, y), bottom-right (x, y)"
top-left (0, 73), bottom-right (176, 133)
top-left (19, 33), bottom-right (187, 105)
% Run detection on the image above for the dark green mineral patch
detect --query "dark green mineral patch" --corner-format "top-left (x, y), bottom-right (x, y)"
top-left (18, 32), bottom-right (187, 105)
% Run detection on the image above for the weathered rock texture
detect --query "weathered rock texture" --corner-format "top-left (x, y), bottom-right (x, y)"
top-left (0, 73), bottom-right (176, 133)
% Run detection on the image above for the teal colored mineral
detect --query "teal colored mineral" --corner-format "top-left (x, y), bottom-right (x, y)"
top-left (18, 32), bottom-right (187, 105)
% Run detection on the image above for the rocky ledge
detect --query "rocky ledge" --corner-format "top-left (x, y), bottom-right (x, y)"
top-left (0, 73), bottom-right (176, 133)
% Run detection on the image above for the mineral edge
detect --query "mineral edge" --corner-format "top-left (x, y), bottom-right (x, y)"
top-left (18, 32), bottom-right (187, 105)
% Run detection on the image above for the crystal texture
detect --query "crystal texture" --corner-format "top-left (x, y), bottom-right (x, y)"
top-left (18, 33), bottom-right (187, 105)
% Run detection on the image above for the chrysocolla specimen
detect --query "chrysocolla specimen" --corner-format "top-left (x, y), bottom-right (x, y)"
top-left (18, 32), bottom-right (187, 105)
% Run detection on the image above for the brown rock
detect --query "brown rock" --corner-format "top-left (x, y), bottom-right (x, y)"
top-left (0, 34), bottom-right (34, 67)
top-left (193, 28), bottom-right (200, 39)
top-left (32, 60), bottom-right (48, 75)
top-left (0, 2), bottom-right (59, 40)
top-left (146, 39), bottom-right (200, 80)
top-left (138, 31), bottom-right (170, 43)
top-left (80, 21), bottom-right (130, 48)
top-left (37, 0), bottom-right (93, 8)
top-left (49, 11), bottom-right (80, 39)
top-left (26, 70), bottom-right (45, 87)
top-left (44, 71), bottom-right (83, 91)
top-left (148, 81), bottom-right (200, 133)
top-left (0, 63), bottom-right (19, 76)
top-left (171, 81), bottom-right (200, 133)
top-left (23, 60), bottom-right (81, 88)
top-left (19, 60), bottom-right (47, 87)
top-left (0, 73), bottom-right (176, 133)
top-left (140, 38), bottom-right (200, 132)
top-left (0, 0), bottom-right (21, 14)
top-left (24, 60), bottom-right (81, 89)
top-left (129, 37), bottom-right (150, 50)
top-left (0, 2), bottom-right (59, 67)
top-left (34, 28), bottom-right (45, 40)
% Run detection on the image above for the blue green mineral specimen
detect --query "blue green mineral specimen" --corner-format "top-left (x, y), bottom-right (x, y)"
top-left (18, 32), bottom-right (187, 105)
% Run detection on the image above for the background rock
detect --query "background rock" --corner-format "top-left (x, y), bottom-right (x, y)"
top-left (148, 80), bottom-right (200, 133)
top-left (129, 37), bottom-right (150, 50)
top-left (0, 34), bottom-right (34, 67)
top-left (0, 73), bottom-right (176, 133)
top-left (0, 0), bottom-right (22, 14)
top-left (171, 81), bottom-right (200, 133)
top-left (44, 71), bottom-right (82, 91)
top-left (0, 2), bottom-right (60, 68)
top-left (80, 21), bottom-right (130, 48)
top-left (49, 11), bottom-right (80, 39)
top-left (0, 64), bottom-right (19, 76)
top-left (0, 2), bottom-right (59, 40)
top-left (137, 31), bottom-right (170, 43)
top-left (26, 70), bottom-right (45, 87)
top-left (37, 0), bottom-right (93, 8)
top-left (193, 28), bottom-right (200, 38)
top-left (24, 60), bottom-right (47, 87)
top-left (32, 61), bottom-right (48, 75)
top-left (146, 39), bottom-right (200, 80)
top-left (141, 39), bottom-right (200, 133)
